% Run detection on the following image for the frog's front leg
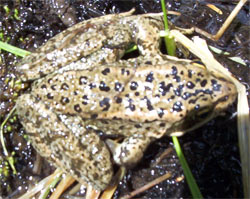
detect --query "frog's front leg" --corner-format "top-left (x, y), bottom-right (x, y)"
top-left (16, 94), bottom-right (113, 190)
top-left (125, 14), bottom-right (164, 58)
top-left (106, 134), bottom-right (155, 167)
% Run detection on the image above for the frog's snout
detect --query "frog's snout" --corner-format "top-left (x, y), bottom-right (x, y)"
top-left (213, 79), bottom-right (237, 113)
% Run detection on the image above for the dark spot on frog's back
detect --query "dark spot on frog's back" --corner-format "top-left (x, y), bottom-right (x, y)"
top-left (60, 96), bottom-right (70, 105)
top-left (172, 101), bottom-right (183, 112)
top-left (51, 85), bottom-right (56, 90)
top-left (130, 81), bottom-right (138, 91)
top-left (171, 66), bottom-right (178, 75)
top-left (198, 72), bottom-right (204, 77)
top-left (101, 68), bottom-right (110, 75)
top-left (89, 83), bottom-right (96, 89)
top-left (200, 79), bottom-right (207, 87)
top-left (47, 93), bottom-right (54, 99)
top-left (173, 75), bottom-right (181, 82)
top-left (158, 108), bottom-right (164, 118)
top-left (115, 97), bottom-right (122, 104)
top-left (182, 92), bottom-right (192, 100)
top-left (127, 99), bottom-right (136, 111)
top-left (61, 83), bottom-right (69, 90)
top-left (91, 114), bottom-right (98, 119)
top-left (174, 84), bottom-right (184, 96)
top-left (135, 92), bottom-right (140, 96)
top-left (160, 123), bottom-right (166, 127)
top-left (92, 172), bottom-right (99, 180)
top-left (74, 104), bottom-right (82, 113)
top-left (188, 69), bottom-right (193, 78)
top-left (47, 78), bottom-right (53, 84)
top-left (143, 96), bottom-right (154, 111)
top-left (121, 68), bottom-right (130, 76)
top-left (211, 79), bottom-right (222, 91)
top-left (129, 104), bottom-right (136, 111)
top-left (25, 110), bottom-right (30, 118)
top-left (99, 81), bottom-right (110, 92)
top-left (159, 82), bottom-right (173, 96)
top-left (41, 84), bottom-right (47, 89)
top-left (134, 124), bottom-right (142, 128)
top-left (38, 71), bottom-right (45, 77)
top-left (114, 82), bottom-right (123, 92)
top-left (99, 97), bottom-right (110, 111)
top-left (82, 95), bottom-right (88, 105)
top-left (145, 72), bottom-right (154, 83)
top-left (79, 76), bottom-right (88, 85)
top-left (185, 82), bottom-right (194, 91)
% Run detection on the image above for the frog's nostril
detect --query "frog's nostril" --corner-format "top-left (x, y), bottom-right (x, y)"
top-left (219, 95), bottom-right (229, 102)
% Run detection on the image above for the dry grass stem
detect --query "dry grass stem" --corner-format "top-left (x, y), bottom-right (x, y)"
top-left (100, 184), bottom-right (119, 199)
top-left (18, 169), bottom-right (62, 199)
top-left (86, 185), bottom-right (101, 199)
top-left (120, 172), bottom-right (172, 199)
top-left (195, 0), bottom-right (247, 40)
top-left (153, 147), bottom-right (173, 166)
top-left (206, 4), bottom-right (223, 14)
top-left (49, 175), bottom-right (75, 199)
top-left (32, 154), bottom-right (42, 174)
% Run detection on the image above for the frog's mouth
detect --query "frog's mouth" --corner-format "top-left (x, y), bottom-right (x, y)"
top-left (170, 94), bottom-right (236, 137)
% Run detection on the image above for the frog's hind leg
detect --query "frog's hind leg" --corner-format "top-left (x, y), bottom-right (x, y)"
top-left (106, 134), bottom-right (155, 167)
top-left (16, 94), bottom-right (113, 191)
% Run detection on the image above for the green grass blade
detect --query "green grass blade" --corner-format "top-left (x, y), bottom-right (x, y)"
top-left (160, 0), bottom-right (176, 56)
top-left (172, 136), bottom-right (203, 198)
top-left (161, 1), bottom-right (201, 197)
top-left (125, 44), bottom-right (138, 53)
top-left (0, 41), bottom-right (30, 57)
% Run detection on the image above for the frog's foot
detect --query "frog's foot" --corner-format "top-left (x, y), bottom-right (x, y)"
top-left (16, 94), bottom-right (113, 191)
top-left (106, 134), bottom-right (154, 167)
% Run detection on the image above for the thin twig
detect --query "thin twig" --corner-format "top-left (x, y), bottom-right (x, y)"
top-left (120, 172), bottom-right (171, 199)
top-left (49, 175), bottom-right (75, 199)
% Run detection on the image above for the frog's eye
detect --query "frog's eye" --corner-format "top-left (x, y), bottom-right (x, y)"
top-left (191, 61), bottom-right (206, 69)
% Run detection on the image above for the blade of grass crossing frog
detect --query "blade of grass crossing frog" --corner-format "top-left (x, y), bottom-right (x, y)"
top-left (172, 137), bottom-right (203, 198)
top-left (0, 41), bottom-right (30, 57)
top-left (161, 1), bottom-right (201, 197)
top-left (160, 0), bottom-right (176, 56)
top-left (171, 30), bottom-right (249, 198)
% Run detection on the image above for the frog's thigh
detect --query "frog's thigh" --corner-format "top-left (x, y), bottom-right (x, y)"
top-left (131, 17), bottom-right (162, 57)
top-left (16, 94), bottom-right (53, 158)
top-left (16, 94), bottom-right (113, 190)
top-left (106, 134), bottom-right (153, 167)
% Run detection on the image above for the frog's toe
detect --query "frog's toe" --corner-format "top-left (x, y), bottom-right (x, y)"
top-left (106, 134), bottom-right (153, 167)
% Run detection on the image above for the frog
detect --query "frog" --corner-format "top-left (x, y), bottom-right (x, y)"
top-left (15, 10), bottom-right (237, 191)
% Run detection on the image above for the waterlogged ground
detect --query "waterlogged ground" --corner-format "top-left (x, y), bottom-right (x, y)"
top-left (0, 1), bottom-right (249, 198)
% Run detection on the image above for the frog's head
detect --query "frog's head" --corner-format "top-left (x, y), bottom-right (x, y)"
top-left (170, 72), bottom-right (237, 136)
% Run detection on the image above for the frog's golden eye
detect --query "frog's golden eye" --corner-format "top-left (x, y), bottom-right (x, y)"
top-left (191, 61), bottom-right (206, 69)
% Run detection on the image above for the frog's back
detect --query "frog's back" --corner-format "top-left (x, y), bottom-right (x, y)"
top-left (31, 59), bottom-right (236, 138)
